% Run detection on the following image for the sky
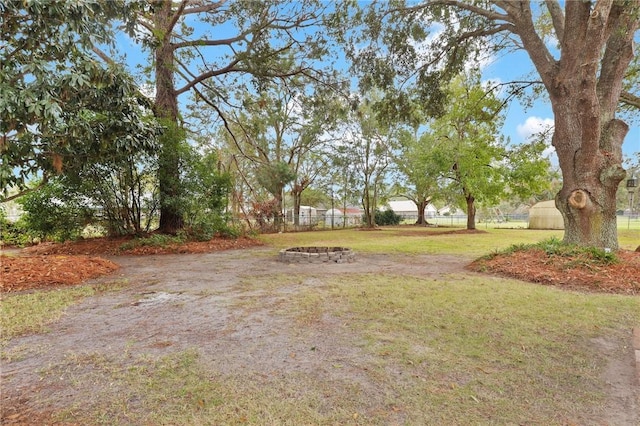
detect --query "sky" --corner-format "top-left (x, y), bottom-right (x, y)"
top-left (113, 7), bottom-right (640, 166)
top-left (482, 47), bottom-right (639, 164)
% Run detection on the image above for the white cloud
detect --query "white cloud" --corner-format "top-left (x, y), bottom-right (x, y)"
top-left (139, 84), bottom-right (156, 99)
top-left (516, 116), bottom-right (557, 163)
top-left (516, 116), bottom-right (554, 141)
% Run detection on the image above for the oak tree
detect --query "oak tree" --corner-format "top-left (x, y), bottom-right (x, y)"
top-left (134, 0), bottom-right (337, 233)
top-left (427, 73), bottom-right (550, 230)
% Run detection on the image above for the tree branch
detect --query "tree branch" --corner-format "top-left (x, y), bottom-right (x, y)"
top-left (597, 2), bottom-right (640, 115)
top-left (174, 58), bottom-right (244, 95)
top-left (544, 0), bottom-right (565, 42)
top-left (172, 34), bottom-right (249, 49)
top-left (1, 175), bottom-right (48, 203)
top-left (456, 23), bottom-right (515, 43)
top-left (503, 1), bottom-right (557, 87)
top-left (428, 0), bottom-right (511, 22)
top-left (492, 1), bottom-right (523, 16)
top-left (620, 90), bottom-right (640, 109)
top-left (182, 1), bottom-right (226, 16)
top-left (167, 0), bottom-right (189, 35)
top-left (135, 15), bottom-right (155, 34)
top-left (91, 45), bottom-right (113, 64)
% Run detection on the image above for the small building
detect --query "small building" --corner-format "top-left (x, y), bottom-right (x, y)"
top-left (385, 200), bottom-right (437, 220)
top-left (528, 200), bottom-right (564, 230)
top-left (324, 207), bottom-right (363, 227)
top-left (286, 206), bottom-right (318, 225)
top-left (324, 208), bottom-right (344, 227)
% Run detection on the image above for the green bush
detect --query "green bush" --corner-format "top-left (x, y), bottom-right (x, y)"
top-left (0, 209), bottom-right (31, 246)
top-left (180, 147), bottom-right (234, 240)
top-left (17, 179), bottom-right (93, 242)
top-left (375, 209), bottom-right (402, 226)
top-left (182, 214), bottom-right (241, 241)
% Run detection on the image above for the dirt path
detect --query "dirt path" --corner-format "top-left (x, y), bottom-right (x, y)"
top-left (2, 247), bottom-right (638, 424)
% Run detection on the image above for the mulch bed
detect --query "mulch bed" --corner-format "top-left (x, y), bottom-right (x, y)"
top-left (2, 236), bottom-right (264, 294)
top-left (21, 235), bottom-right (263, 256)
top-left (467, 249), bottom-right (640, 295)
top-left (1, 255), bottom-right (120, 293)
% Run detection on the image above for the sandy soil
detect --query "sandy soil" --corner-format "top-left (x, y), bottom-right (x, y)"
top-left (1, 247), bottom-right (638, 424)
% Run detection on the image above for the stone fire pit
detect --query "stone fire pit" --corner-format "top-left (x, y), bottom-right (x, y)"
top-left (278, 247), bottom-right (355, 264)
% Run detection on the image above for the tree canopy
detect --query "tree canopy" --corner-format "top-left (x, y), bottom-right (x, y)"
top-left (0, 0), bottom-right (158, 201)
top-left (129, 0), bottom-right (345, 233)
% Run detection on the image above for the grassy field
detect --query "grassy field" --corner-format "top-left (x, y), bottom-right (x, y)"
top-left (260, 225), bottom-right (639, 254)
top-left (3, 227), bottom-right (639, 425)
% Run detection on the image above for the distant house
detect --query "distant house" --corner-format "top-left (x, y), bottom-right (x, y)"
top-left (384, 200), bottom-right (438, 220)
top-left (2, 200), bottom-right (23, 222)
top-left (438, 206), bottom-right (466, 216)
top-left (286, 206), bottom-right (318, 225)
top-left (324, 207), bottom-right (363, 227)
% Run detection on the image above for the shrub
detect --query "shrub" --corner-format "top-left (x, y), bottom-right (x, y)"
top-left (180, 147), bottom-right (234, 239)
top-left (0, 209), bottom-right (31, 246)
top-left (375, 209), bottom-right (402, 226)
top-left (17, 179), bottom-right (93, 242)
top-left (182, 214), bottom-right (241, 241)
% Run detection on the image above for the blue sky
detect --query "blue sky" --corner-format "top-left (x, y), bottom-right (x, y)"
top-left (482, 48), bottom-right (639, 163)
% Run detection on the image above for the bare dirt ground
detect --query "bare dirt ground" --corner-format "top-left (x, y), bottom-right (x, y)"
top-left (1, 239), bottom-right (639, 424)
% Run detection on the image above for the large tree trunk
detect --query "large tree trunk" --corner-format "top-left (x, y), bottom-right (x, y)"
top-left (509, 1), bottom-right (638, 249)
top-left (551, 100), bottom-right (626, 249)
top-left (293, 190), bottom-right (302, 227)
top-left (154, 1), bottom-right (183, 234)
top-left (465, 194), bottom-right (476, 230)
top-left (414, 198), bottom-right (430, 225)
top-left (274, 186), bottom-right (284, 232)
top-left (362, 181), bottom-right (375, 228)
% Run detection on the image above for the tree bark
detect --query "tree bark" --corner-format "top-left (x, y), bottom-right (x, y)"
top-left (414, 198), bottom-right (430, 225)
top-left (274, 189), bottom-right (284, 232)
top-left (506, 0), bottom-right (637, 249)
top-left (293, 190), bottom-right (301, 227)
top-left (154, 1), bottom-right (183, 234)
top-left (551, 101), bottom-right (626, 249)
top-left (362, 180), bottom-right (375, 228)
top-left (465, 193), bottom-right (476, 230)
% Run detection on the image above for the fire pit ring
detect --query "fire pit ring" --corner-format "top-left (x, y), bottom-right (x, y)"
top-left (278, 247), bottom-right (355, 264)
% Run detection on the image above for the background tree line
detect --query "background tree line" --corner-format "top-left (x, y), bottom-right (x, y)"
top-left (1, 1), bottom-right (638, 248)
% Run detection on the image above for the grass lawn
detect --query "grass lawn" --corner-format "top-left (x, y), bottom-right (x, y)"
top-left (3, 227), bottom-right (639, 425)
top-left (40, 274), bottom-right (637, 425)
top-left (260, 225), bottom-right (640, 254)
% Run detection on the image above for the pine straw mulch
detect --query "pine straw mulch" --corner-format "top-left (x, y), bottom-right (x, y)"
top-left (467, 248), bottom-right (640, 295)
top-left (1, 236), bottom-right (264, 294)
top-left (1, 255), bottom-right (120, 293)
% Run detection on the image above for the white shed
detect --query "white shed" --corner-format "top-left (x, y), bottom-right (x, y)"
top-left (386, 200), bottom-right (438, 219)
top-left (298, 206), bottom-right (317, 225)
top-left (528, 200), bottom-right (564, 230)
top-left (324, 208), bottom-right (345, 227)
